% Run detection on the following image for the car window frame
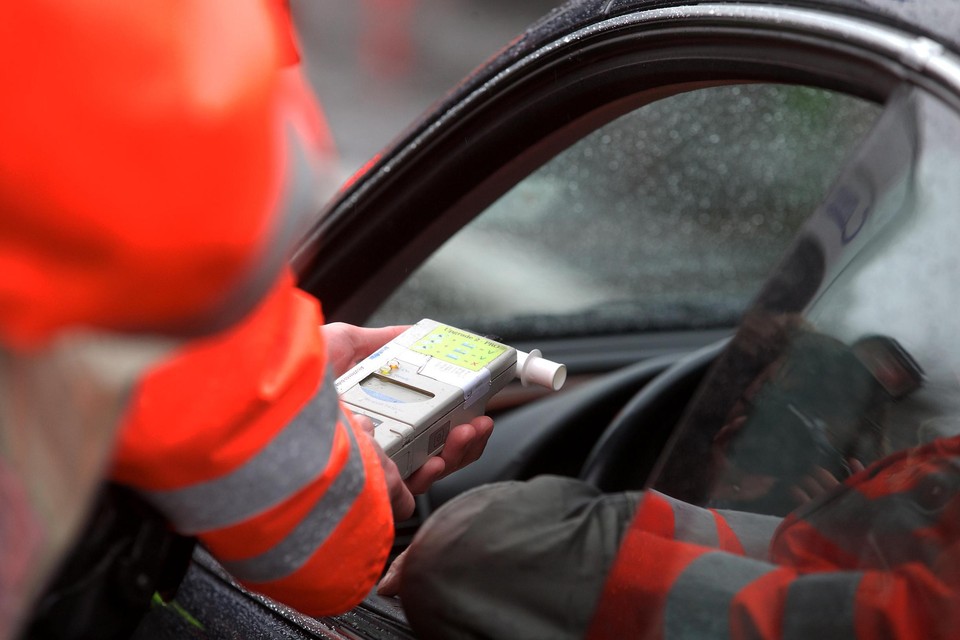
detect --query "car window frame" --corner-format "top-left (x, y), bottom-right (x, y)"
top-left (294, 5), bottom-right (960, 334)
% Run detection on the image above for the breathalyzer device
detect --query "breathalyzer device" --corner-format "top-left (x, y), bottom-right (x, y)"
top-left (335, 319), bottom-right (567, 478)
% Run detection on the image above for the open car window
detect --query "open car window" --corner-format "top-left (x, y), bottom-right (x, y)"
top-left (650, 86), bottom-right (960, 518)
top-left (369, 84), bottom-right (880, 341)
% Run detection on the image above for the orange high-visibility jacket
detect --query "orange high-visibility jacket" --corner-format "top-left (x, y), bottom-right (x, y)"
top-left (0, 0), bottom-right (333, 349)
top-left (112, 271), bottom-right (395, 615)
top-left (588, 436), bottom-right (960, 639)
top-left (2, 0), bottom-right (391, 617)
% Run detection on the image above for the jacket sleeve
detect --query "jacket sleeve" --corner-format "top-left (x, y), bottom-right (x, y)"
top-left (627, 490), bottom-right (784, 560)
top-left (587, 448), bottom-right (960, 640)
top-left (587, 526), bottom-right (960, 639)
top-left (111, 271), bottom-right (395, 616)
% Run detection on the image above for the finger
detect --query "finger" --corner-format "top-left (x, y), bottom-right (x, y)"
top-left (443, 417), bottom-right (494, 472)
top-left (437, 423), bottom-right (477, 472)
top-left (460, 416), bottom-right (494, 466)
top-left (848, 458), bottom-right (866, 474)
top-left (798, 474), bottom-right (825, 499)
top-left (385, 460), bottom-right (417, 520)
top-left (790, 485), bottom-right (813, 505)
top-left (392, 488), bottom-right (416, 521)
top-left (352, 413), bottom-right (375, 436)
top-left (400, 416), bottom-right (495, 495)
top-left (811, 466), bottom-right (840, 490)
top-left (359, 424), bottom-right (417, 519)
top-left (377, 549), bottom-right (409, 596)
top-left (320, 323), bottom-right (410, 376)
top-left (319, 323), bottom-right (359, 375)
top-left (404, 456), bottom-right (446, 496)
top-left (466, 416), bottom-right (495, 460)
top-left (350, 325), bottom-right (409, 360)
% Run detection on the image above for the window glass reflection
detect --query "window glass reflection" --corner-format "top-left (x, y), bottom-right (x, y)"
top-left (370, 85), bottom-right (880, 340)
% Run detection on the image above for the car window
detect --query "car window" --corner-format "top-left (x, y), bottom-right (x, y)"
top-left (368, 84), bottom-right (881, 341)
top-left (651, 86), bottom-right (960, 518)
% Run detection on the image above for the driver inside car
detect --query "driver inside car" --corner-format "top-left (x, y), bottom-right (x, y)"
top-left (381, 205), bottom-right (957, 639)
top-left (380, 313), bottom-right (958, 640)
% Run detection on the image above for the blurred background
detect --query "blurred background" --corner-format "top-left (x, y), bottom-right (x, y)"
top-left (291, 0), bottom-right (560, 177)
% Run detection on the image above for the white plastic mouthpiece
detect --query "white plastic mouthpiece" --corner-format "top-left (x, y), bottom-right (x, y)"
top-left (516, 349), bottom-right (567, 391)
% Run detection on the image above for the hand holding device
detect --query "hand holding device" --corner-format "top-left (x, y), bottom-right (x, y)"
top-left (336, 319), bottom-right (566, 478)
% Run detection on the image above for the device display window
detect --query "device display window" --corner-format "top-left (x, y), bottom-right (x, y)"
top-left (360, 375), bottom-right (435, 403)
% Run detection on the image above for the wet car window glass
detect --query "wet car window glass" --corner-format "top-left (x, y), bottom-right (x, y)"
top-left (369, 84), bottom-right (880, 340)
top-left (630, 88), bottom-right (960, 637)
top-left (653, 86), bottom-right (960, 526)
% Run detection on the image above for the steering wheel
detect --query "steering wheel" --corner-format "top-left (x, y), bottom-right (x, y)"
top-left (579, 339), bottom-right (728, 492)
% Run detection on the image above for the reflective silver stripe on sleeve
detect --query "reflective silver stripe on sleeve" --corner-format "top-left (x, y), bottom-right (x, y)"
top-left (713, 509), bottom-right (782, 559)
top-left (665, 552), bottom-right (776, 640)
top-left (143, 371), bottom-right (340, 534)
top-left (221, 410), bottom-right (367, 583)
top-left (783, 572), bottom-right (862, 640)
top-left (659, 492), bottom-right (719, 548)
